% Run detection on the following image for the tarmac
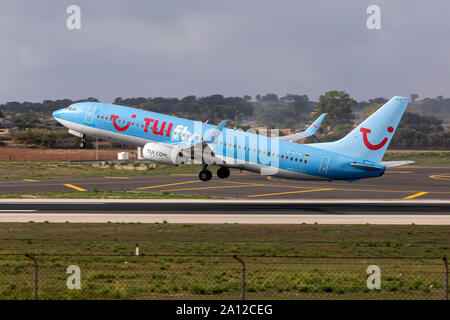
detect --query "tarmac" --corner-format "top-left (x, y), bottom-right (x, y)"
top-left (0, 165), bottom-right (448, 200)
top-left (0, 199), bottom-right (448, 224)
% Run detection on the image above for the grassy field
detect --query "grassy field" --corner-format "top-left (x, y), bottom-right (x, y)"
top-left (383, 151), bottom-right (450, 164)
top-left (0, 223), bottom-right (448, 299)
top-left (0, 161), bottom-right (217, 181)
top-left (0, 190), bottom-right (217, 199)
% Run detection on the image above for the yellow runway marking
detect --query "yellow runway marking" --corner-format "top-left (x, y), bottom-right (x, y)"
top-left (105, 176), bottom-right (130, 179)
top-left (64, 184), bottom-right (87, 192)
top-left (385, 171), bottom-right (413, 174)
top-left (137, 181), bottom-right (201, 190)
top-left (220, 180), bottom-right (264, 186)
top-left (403, 192), bottom-right (429, 199)
top-left (264, 181), bottom-right (450, 194)
top-left (248, 188), bottom-right (334, 198)
top-left (163, 184), bottom-right (265, 192)
top-left (429, 174), bottom-right (450, 181)
top-left (22, 179), bottom-right (39, 182)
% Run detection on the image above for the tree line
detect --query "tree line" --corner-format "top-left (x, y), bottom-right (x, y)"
top-left (1, 91), bottom-right (448, 149)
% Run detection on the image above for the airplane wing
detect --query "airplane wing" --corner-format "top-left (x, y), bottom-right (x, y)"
top-left (380, 161), bottom-right (415, 168)
top-left (172, 120), bottom-right (228, 150)
top-left (279, 113), bottom-right (327, 142)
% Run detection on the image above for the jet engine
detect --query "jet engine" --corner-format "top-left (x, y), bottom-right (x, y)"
top-left (142, 142), bottom-right (186, 165)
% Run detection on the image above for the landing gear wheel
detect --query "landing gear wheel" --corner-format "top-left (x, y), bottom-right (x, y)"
top-left (217, 167), bottom-right (230, 179)
top-left (79, 136), bottom-right (87, 149)
top-left (199, 170), bottom-right (212, 182)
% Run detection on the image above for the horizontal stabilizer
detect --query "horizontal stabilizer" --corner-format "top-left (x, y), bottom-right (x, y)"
top-left (279, 113), bottom-right (327, 142)
top-left (380, 160), bottom-right (415, 168)
top-left (350, 162), bottom-right (384, 170)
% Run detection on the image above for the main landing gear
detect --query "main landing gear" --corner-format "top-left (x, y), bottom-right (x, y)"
top-left (199, 165), bottom-right (213, 182)
top-left (198, 166), bottom-right (230, 181)
top-left (217, 167), bottom-right (230, 179)
top-left (79, 135), bottom-right (87, 149)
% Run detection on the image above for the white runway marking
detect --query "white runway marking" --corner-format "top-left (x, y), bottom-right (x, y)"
top-left (0, 213), bottom-right (448, 225)
top-left (0, 210), bottom-right (37, 212)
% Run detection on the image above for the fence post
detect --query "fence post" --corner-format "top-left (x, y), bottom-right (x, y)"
top-left (25, 254), bottom-right (38, 300)
top-left (233, 255), bottom-right (246, 300)
top-left (444, 256), bottom-right (448, 301)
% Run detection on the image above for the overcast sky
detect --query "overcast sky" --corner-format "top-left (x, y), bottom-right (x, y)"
top-left (1, 1), bottom-right (449, 103)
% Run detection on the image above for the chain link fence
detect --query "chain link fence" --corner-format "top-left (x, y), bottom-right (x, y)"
top-left (0, 254), bottom-right (448, 300)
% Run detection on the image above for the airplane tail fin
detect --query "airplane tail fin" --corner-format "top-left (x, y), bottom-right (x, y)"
top-left (312, 96), bottom-right (410, 163)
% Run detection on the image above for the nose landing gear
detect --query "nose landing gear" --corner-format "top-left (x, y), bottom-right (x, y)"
top-left (79, 135), bottom-right (87, 149)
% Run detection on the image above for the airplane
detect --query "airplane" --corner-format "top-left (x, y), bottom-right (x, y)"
top-left (52, 96), bottom-right (413, 182)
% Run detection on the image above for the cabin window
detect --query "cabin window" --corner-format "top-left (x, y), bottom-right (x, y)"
top-left (268, 152), bottom-right (271, 156)
top-left (97, 115), bottom-right (99, 118)
top-left (304, 160), bottom-right (308, 164)
top-left (290, 157), bottom-right (293, 161)
top-left (281, 155), bottom-right (284, 159)
top-left (295, 158), bottom-right (298, 162)
top-left (300, 159), bottom-right (303, 163)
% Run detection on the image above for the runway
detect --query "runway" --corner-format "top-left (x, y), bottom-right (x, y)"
top-left (0, 199), bottom-right (449, 225)
top-left (0, 165), bottom-right (449, 200)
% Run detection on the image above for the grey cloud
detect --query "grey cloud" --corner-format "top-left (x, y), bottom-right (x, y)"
top-left (0, 0), bottom-right (449, 103)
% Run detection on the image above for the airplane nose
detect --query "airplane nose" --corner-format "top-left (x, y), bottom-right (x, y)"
top-left (52, 108), bottom-right (65, 119)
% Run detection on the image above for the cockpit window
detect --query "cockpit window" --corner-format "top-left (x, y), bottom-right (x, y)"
top-left (67, 106), bottom-right (77, 111)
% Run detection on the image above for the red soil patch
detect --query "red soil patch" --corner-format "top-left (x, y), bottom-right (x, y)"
top-left (0, 148), bottom-right (137, 162)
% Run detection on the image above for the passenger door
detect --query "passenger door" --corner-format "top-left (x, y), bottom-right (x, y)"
top-left (84, 106), bottom-right (96, 125)
top-left (319, 156), bottom-right (330, 175)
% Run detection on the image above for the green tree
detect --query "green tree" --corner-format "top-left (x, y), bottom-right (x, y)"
top-left (410, 94), bottom-right (419, 103)
top-left (262, 93), bottom-right (278, 103)
top-left (312, 91), bottom-right (356, 127)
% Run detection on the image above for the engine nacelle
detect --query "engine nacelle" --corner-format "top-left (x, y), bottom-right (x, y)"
top-left (142, 142), bottom-right (185, 165)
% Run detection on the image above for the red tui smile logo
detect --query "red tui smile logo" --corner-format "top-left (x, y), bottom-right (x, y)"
top-left (360, 126), bottom-right (394, 150)
top-left (111, 114), bottom-right (135, 132)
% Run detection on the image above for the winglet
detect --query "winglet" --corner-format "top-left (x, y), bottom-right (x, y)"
top-left (303, 113), bottom-right (327, 136)
top-left (279, 113), bottom-right (327, 142)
